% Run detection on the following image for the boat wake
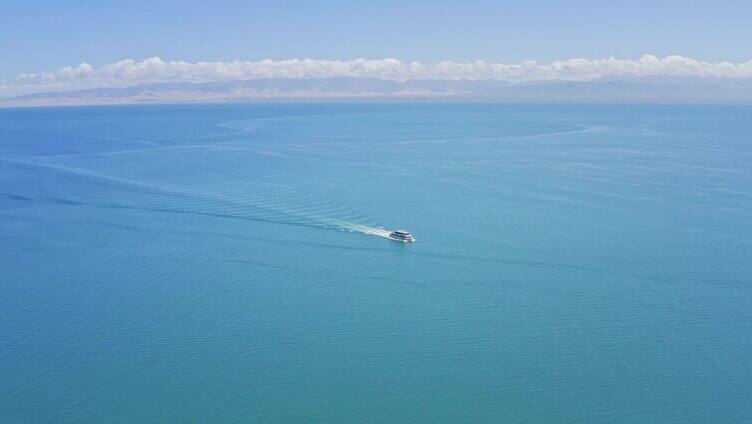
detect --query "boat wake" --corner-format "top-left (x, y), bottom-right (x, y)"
top-left (336, 222), bottom-right (392, 239)
top-left (1, 158), bottom-right (397, 241)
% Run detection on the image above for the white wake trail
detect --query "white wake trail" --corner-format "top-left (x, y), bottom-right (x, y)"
top-left (335, 222), bottom-right (392, 239)
top-left (4, 158), bottom-right (406, 241)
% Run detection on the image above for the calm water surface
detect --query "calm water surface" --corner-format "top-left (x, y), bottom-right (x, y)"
top-left (1, 103), bottom-right (751, 422)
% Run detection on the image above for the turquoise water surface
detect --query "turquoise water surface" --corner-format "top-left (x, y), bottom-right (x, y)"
top-left (1, 103), bottom-right (751, 422)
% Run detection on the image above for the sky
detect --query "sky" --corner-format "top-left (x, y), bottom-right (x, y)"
top-left (2, 0), bottom-right (752, 96)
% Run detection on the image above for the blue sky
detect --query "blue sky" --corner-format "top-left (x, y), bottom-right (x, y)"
top-left (3, 0), bottom-right (751, 81)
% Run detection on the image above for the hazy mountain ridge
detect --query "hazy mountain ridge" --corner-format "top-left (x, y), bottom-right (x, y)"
top-left (3, 75), bottom-right (752, 106)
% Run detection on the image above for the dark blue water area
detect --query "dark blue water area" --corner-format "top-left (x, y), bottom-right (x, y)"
top-left (1, 102), bottom-right (751, 422)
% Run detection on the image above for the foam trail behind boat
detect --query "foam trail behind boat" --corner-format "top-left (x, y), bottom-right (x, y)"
top-left (2, 158), bottom-right (399, 240)
top-left (337, 222), bottom-right (392, 239)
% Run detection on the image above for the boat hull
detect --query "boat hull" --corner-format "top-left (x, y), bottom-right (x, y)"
top-left (388, 234), bottom-right (414, 243)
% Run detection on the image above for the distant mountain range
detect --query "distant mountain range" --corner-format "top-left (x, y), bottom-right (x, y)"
top-left (3, 75), bottom-right (752, 106)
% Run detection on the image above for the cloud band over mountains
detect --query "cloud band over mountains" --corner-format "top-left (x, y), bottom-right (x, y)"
top-left (3, 55), bottom-right (752, 98)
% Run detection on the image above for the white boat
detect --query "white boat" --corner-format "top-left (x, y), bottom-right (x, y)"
top-left (388, 229), bottom-right (414, 242)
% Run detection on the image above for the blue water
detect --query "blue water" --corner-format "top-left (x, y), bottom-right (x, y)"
top-left (1, 103), bottom-right (751, 422)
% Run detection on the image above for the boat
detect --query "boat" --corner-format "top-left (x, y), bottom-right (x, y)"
top-left (388, 229), bottom-right (414, 242)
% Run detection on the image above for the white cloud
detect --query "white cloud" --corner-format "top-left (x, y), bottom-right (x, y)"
top-left (5, 55), bottom-right (752, 97)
